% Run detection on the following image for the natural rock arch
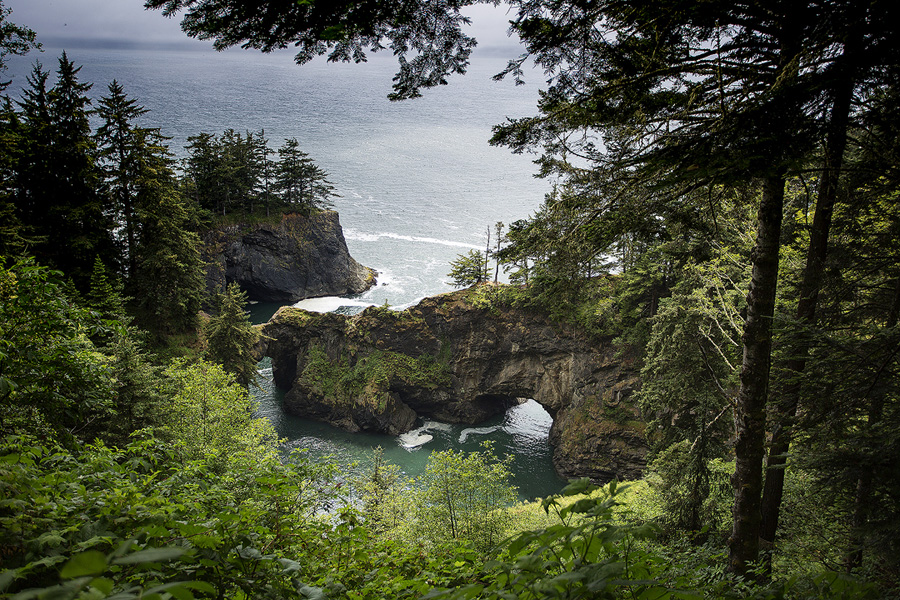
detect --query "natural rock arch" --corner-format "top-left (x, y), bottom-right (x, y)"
top-left (261, 287), bottom-right (647, 481)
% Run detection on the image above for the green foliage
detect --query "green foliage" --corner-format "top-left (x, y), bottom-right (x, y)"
top-left (274, 137), bottom-right (336, 213)
top-left (87, 255), bottom-right (127, 321)
top-left (0, 258), bottom-right (115, 444)
top-left (356, 447), bottom-right (415, 536)
top-left (0, 435), bottom-right (335, 599)
top-left (426, 480), bottom-right (667, 600)
top-left (414, 443), bottom-right (517, 553)
top-left (448, 250), bottom-right (488, 288)
top-left (0, 1), bottom-right (39, 91)
top-left (204, 282), bottom-right (260, 386)
top-left (462, 283), bottom-right (527, 314)
top-left (159, 359), bottom-right (279, 472)
top-left (132, 177), bottom-right (204, 337)
top-left (648, 443), bottom-right (734, 538)
top-left (100, 327), bottom-right (165, 448)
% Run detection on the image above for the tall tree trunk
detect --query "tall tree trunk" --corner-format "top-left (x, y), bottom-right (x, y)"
top-left (758, 42), bottom-right (856, 556)
top-left (729, 174), bottom-right (785, 576)
top-left (847, 276), bottom-right (900, 570)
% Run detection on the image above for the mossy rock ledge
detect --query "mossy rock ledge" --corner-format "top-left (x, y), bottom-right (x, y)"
top-left (202, 211), bottom-right (376, 302)
top-left (261, 287), bottom-right (647, 482)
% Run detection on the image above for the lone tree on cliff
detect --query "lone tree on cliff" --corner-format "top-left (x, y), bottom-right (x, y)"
top-left (448, 249), bottom-right (488, 288)
top-left (274, 137), bottom-right (335, 214)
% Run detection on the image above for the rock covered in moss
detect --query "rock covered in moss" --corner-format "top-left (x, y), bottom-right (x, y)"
top-left (262, 286), bottom-right (649, 482)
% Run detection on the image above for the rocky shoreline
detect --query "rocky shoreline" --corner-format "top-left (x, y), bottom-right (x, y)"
top-left (202, 211), bottom-right (376, 303)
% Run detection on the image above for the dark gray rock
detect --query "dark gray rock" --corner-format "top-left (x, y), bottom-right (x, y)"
top-left (203, 211), bottom-right (376, 302)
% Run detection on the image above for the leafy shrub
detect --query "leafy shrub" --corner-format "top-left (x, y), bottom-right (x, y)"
top-left (0, 435), bottom-right (334, 599)
top-left (159, 359), bottom-right (279, 472)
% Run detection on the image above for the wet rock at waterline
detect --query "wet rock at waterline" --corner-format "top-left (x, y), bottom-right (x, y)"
top-left (202, 211), bottom-right (376, 303)
top-left (261, 286), bottom-right (647, 482)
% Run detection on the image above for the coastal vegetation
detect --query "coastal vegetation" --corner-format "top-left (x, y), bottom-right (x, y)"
top-left (2, 1), bottom-right (900, 599)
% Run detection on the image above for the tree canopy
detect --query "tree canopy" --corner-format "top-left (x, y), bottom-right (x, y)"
top-left (145, 0), bottom-right (486, 100)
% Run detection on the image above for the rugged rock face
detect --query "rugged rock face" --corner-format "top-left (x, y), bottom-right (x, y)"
top-left (203, 211), bottom-right (376, 302)
top-left (262, 287), bottom-right (647, 482)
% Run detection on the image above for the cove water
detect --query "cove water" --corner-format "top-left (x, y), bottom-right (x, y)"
top-left (6, 45), bottom-right (566, 500)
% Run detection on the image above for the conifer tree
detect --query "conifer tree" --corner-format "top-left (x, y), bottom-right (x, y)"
top-left (0, 0), bottom-right (39, 91)
top-left (96, 80), bottom-right (166, 279)
top-left (0, 97), bottom-right (27, 257)
top-left (183, 131), bottom-right (224, 216)
top-left (448, 250), bottom-right (487, 288)
top-left (87, 255), bottom-right (126, 321)
top-left (132, 151), bottom-right (204, 336)
top-left (274, 137), bottom-right (335, 213)
top-left (204, 283), bottom-right (260, 386)
top-left (14, 54), bottom-right (115, 288)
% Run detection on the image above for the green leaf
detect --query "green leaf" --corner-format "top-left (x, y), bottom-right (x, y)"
top-left (112, 547), bottom-right (185, 565)
top-left (143, 581), bottom-right (213, 600)
top-left (90, 578), bottom-right (114, 595)
top-left (298, 583), bottom-right (326, 599)
top-left (278, 558), bottom-right (301, 574)
top-left (0, 569), bottom-right (18, 593)
top-left (30, 556), bottom-right (69, 570)
top-left (561, 478), bottom-right (596, 497)
top-left (60, 551), bottom-right (108, 579)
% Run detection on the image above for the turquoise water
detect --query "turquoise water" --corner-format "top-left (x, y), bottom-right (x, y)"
top-left (251, 364), bottom-right (565, 502)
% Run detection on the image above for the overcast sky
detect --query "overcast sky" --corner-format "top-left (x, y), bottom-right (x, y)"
top-left (5, 0), bottom-right (520, 53)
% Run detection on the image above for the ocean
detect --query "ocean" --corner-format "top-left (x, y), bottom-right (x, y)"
top-left (5, 45), bottom-right (566, 499)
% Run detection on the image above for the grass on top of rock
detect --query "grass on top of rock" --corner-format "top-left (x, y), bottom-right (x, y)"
top-left (273, 306), bottom-right (325, 329)
top-left (300, 344), bottom-right (451, 410)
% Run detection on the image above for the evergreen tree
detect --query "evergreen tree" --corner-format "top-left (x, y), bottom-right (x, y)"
top-left (274, 137), bottom-right (335, 213)
top-left (0, 97), bottom-right (27, 257)
top-left (11, 62), bottom-right (52, 249)
top-left (103, 328), bottom-right (164, 446)
top-left (13, 54), bottom-right (116, 289)
top-left (183, 131), bottom-right (224, 216)
top-left (95, 80), bottom-right (166, 279)
top-left (0, 0), bottom-right (39, 91)
top-left (447, 249), bottom-right (487, 288)
top-left (204, 282), bottom-right (260, 386)
top-left (87, 254), bottom-right (126, 321)
top-left (132, 154), bottom-right (204, 336)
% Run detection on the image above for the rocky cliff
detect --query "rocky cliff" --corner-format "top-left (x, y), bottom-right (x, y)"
top-left (203, 211), bottom-right (376, 302)
top-left (261, 286), bottom-right (647, 482)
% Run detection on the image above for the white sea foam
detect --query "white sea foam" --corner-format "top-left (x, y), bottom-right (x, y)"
top-left (397, 420), bottom-right (455, 449)
top-left (391, 296), bottom-right (427, 311)
top-left (399, 432), bottom-right (434, 448)
top-left (343, 229), bottom-right (480, 250)
top-left (420, 420), bottom-right (453, 432)
top-left (459, 426), bottom-right (501, 443)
